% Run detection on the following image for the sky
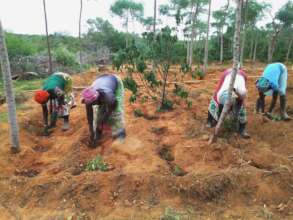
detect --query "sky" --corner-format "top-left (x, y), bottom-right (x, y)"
top-left (0, 0), bottom-right (289, 36)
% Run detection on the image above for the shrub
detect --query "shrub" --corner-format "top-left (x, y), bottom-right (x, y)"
top-left (134, 108), bottom-right (144, 117)
top-left (85, 155), bottom-right (109, 172)
top-left (123, 76), bottom-right (138, 94)
top-left (136, 57), bottom-right (147, 73)
top-left (173, 84), bottom-right (188, 99)
top-left (54, 47), bottom-right (77, 67)
top-left (144, 71), bottom-right (160, 88)
top-left (160, 99), bottom-right (173, 111)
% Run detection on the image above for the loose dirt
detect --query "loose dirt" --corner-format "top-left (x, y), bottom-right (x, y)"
top-left (0, 65), bottom-right (292, 220)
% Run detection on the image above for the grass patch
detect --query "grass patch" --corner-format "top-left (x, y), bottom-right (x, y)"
top-left (134, 108), bottom-right (144, 117)
top-left (0, 78), bottom-right (44, 96)
top-left (85, 155), bottom-right (109, 172)
top-left (0, 112), bottom-right (8, 123)
top-left (161, 207), bottom-right (185, 220)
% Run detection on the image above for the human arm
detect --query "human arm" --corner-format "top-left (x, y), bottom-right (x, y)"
top-left (85, 104), bottom-right (95, 143)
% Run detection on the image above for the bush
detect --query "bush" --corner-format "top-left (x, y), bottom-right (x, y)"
top-left (54, 47), bottom-right (77, 67)
top-left (136, 57), bottom-right (147, 73)
top-left (134, 108), bottom-right (144, 117)
top-left (112, 50), bottom-right (126, 71)
top-left (123, 76), bottom-right (138, 95)
top-left (160, 99), bottom-right (173, 111)
top-left (173, 84), bottom-right (188, 99)
top-left (144, 71), bottom-right (160, 88)
top-left (85, 155), bottom-right (109, 172)
top-left (194, 68), bottom-right (205, 80)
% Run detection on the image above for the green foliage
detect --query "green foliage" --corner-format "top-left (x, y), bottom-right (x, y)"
top-left (113, 50), bottom-right (126, 70)
top-left (180, 63), bottom-right (191, 74)
top-left (173, 84), bottom-right (188, 99)
top-left (160, 99), bottom-right (174, 111)
top-left (186, 100), bottom-right (193, 109)
top-left (134, 108), bottom-right (144, 117)
top-left (144, 71), bottom-right (160, 88)
top-left (54, 47), bottom-right (77, 67)
top-left (5, 33), bottom-right (36, 60)
top-left (110, 0), bottom-right (144, 27)
top-left (129, 94), bottom-right (137, 103)
top-left (85, 155), bottom-right (109, 172)
top-left (136, 57), bottom-right (147, 73)
top-left (123, 76), bottom-right (138, 94)
top-left (194, 68), bottom-right (205, 79)
top-left (161, 207), bottom-right (183, 220)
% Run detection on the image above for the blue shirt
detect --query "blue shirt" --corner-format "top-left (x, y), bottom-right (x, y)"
top-left (263, 63), bottom-right (288, 95)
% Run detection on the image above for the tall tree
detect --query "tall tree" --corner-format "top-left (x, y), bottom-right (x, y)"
top-left (210, 0), bottom-right (243, 143)
top-left (267, 1), bottom-right (293, 62)
top-left (0, 21), bottom-right (20, 153)
top-left (212, 0), bottom-right (230, 64)
top-left (79, 0), bottom-right (83, 71)
top-left (203, 0), bottom-right (212, 74)
top-left (42, 0), bottom-right (53, 74)
top-left (153, 0), bottom-right (157, 71)
top-left (110, 0), bottom-right (144, 47)
top-left (240, 0), bottom-right (268, 66)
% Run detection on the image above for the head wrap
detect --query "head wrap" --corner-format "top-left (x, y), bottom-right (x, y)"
top-left (81, 87), bottom-right (99, 104)
top-left (54, 87), bottom-right (64, 97)
top-left (34, 90), bottom-right (50, 104)
top-left (256, 77), bottom-right (270, 93)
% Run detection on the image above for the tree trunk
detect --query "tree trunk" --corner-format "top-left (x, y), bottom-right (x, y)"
top-left (253, 31), bottom-right (258, 63)
top-left (79, 0), bottom-right (83, 71)
top-left (220, 28), bottom-right (224, 64)
top-left (203, 0), bottom-right (212, 74)
top-left (249, 30), bottom-right (254, 60)
top-left (152, 0), bottom-right (157, 72)
top-left (268, 34), bottom-right (277, 63)
top-left (210, 0), bottom-right (243, 144)
top-left (0, 21), bottom-right (20, 153)
top-left (240, 0), bottom-right (248, 67)
top-left (220, 0), bottom-right (230, 64)
top-left (42, 0), bottom-right (52, 74)
top-left (286, 36), bottom-right (293, 62)
top-left (188, 4), bottom-right (199, 68)
top-left (186, 39), bottom-right (190, 64)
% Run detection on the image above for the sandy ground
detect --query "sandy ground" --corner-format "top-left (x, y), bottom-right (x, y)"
top-left (0, 64), bottom-right (292, 220)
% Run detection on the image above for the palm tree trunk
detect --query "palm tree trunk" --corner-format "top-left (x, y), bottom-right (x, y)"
top-left (42, 0), bottom-right (52, 74)
top-left (79, 0), bottom-right (83, 71)
top-left (0, 21), bottom-right (20, 153)
top-left (210, 0), bottom-right (243, 143)
top-left (203, 0), bottom-right (212, 74)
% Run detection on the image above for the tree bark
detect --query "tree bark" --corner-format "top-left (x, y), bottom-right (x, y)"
top-left (79, 0), bottom-right (83, 71)
top-left (286, 36), bottom-right (293, 63)
top-left (152, 0), bottom-right (157, 72)
top-left (203, 0), bottom-right (212, 74)
top-left (220, 27), bottom-right (224, 64)
top-left (253, 31), bottom-right (258, 63)
top-left (186, 39), bottom-right (190, 64)
top-left (42, 0), bottom-right (52, 74)
top-left (0, 21), bottom-right (20, 153)
top-left (210, 0), bottom-right (243, 144)
top-left (240, 0), bottom-right (248, 67)
top-left (220, 0), bottom-right (230, 64)
top-left (188, 4), bottom-right (199, 68)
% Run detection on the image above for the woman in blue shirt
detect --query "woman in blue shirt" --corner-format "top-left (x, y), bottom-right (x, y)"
top-left (256, 63), bottom-right (291, 120)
